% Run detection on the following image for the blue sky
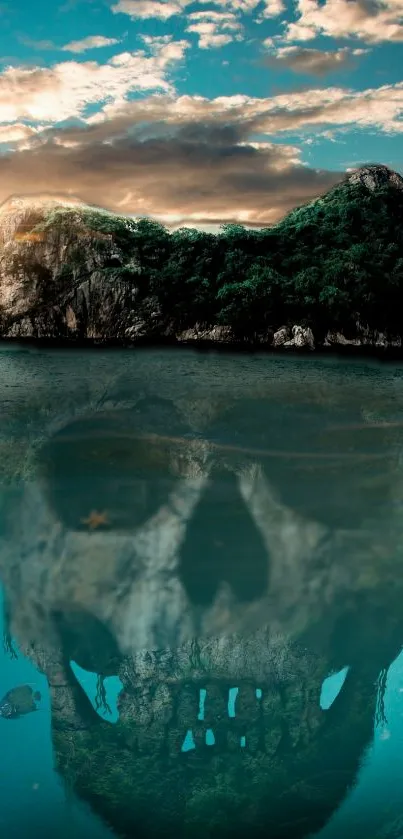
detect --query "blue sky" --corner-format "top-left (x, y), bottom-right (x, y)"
top-left (0, 0), bottom-right (402, 227)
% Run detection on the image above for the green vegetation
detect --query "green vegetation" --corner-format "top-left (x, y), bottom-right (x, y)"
top-left (33, 171), bottom-right (403, 342)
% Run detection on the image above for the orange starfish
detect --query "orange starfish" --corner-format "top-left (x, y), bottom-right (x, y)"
top-left (81, 510), bottom-right (109, 530)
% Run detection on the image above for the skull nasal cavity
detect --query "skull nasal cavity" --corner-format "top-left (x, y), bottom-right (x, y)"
top-left (178, 470), bottom-right (269, 606)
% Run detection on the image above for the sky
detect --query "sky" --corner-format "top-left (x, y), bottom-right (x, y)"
top-left (0, 0), bottom-right (402, 230)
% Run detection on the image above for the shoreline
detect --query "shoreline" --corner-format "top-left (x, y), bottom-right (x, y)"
top-left (1, 334), bottom-right (403, 361)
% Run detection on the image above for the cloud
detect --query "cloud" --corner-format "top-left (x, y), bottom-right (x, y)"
top-left (257, 0), bottom-right (286, 19)
top-left (191, 0), bottom-right (284, 16)
top-left (0, 123), bottom-right (40, 144)
top-left (1, 82), bottom-right (402, 227)
top-left (110, 0), bottom-right (285, 25)
top-left (186, 10), bottom-right (243, 48)
top-left (263, 45), bottom-right (368, 76)
top-left (17, 36), bottom-right (55, 51)
top-left (283, 0), bottom-right (403, 44)
top-left (3, 79), bottom-right (403, 142)
top-left (61, 36), bottom-right (121, 54)
top-left (80, 83), bottom-right (403, 139)
top-left (110, 0), bottom-right (185, 20)
top-left (0, 42), bottom-right (189, 123)
top-left (140, 33), bottom-right (190, 62)
top-left (0, 128), bottom-right (341, 227)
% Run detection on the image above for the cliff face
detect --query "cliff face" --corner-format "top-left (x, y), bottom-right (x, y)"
top-left (0, 195), bottom-right (159, 341)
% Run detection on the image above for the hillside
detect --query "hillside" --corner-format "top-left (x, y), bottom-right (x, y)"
top-left (0, 164), bottom-right (403, 348)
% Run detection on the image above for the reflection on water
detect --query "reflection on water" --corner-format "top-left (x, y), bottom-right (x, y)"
top-left (2, 346), bottom-right (403, 837)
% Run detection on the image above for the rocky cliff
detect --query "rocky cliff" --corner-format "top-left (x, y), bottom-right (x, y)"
top-left (0, 194), bottom-right (156, 341)
top-left (347, 163), bottom-right (403, 193)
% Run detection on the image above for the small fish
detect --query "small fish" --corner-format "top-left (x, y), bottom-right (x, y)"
top-left (0, 686), bottom-right (41, 720)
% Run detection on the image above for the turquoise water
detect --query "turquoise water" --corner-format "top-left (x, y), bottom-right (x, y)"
top-left (0, 592), bottom-right (114, 839)
top-left (3, 615), bottom-right (403, 839)
top-left (2, 345), bottom-right (403, 838)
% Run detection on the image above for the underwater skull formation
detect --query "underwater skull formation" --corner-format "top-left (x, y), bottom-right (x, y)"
top-left (1, 357), bottom-right (403, 839)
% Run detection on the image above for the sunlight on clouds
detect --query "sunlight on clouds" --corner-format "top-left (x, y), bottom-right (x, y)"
top-left (186, 10), bottom-right (243, 48)
top-left (195, 0), bottom-right (284, 14)
top-left (0, 42), bottom-right (189, 123)
top-left (0, 123), bottom-right (39, 143)
top-left (0, 0), bottom-right (398, 244)
top-left (0, 0), bottom-right (401, 229)
top-left (77, 85), bottom-right (403, 142)
top-left (284, 0), bottom-right (403, 43)
top-left (141, 35), bottom-right (190, 61)
top-left (0, 118), bottom-right (337, 227)
top-left (239, 140), bottom-right (303, 167)
top-left (53, 137), bottom-right (83, 147)
top-left (111, 0), bottom-right (285, 24)
top-left (257, 0), bottom-right (286, 19)
top-left (111, 0), bottom-right (187, 20)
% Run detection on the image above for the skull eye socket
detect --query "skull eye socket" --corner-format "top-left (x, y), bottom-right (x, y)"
top-left (210, 398), bottom-right (395, 530)
top-left (38, 399), bottom-right (194, 532)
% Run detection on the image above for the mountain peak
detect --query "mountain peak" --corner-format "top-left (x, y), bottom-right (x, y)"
top-left (346, 164), bottom-right (403, 192)
top-left (0, 193), bottom-right (85, 216)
